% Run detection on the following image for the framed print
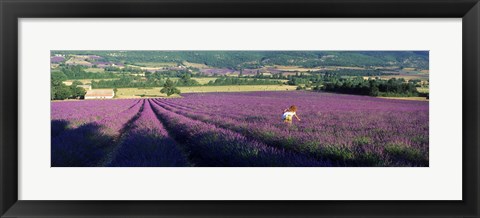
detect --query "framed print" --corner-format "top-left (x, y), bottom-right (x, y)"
top-left (1, 0), bottom-right (479, 217)
top-left (47, 50), bottom-right (430, 168)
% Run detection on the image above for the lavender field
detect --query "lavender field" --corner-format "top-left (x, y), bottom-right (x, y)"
top-left (51, 91), bottom-right (428, 167)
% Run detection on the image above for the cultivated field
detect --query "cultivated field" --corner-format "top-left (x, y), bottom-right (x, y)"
top-left (183, 61), bottom-right (209, 69)
top-left (416, 87), bottom-right (429, 94)
top-left (84, 68), bottom-right (105, 73)
top-left (265, 65), bottom-right (366, 72)
top-left (192, 77), bottom-right (217, 85)
top-left (115, 88), bottom-right (175, 98)
top-left (51, 91), bottom-right (429, 167)
top-left (179, 85), bottom-right (297, 93)
top-left (378, 97), bottom-right (428, 101)
top-left (65, 78), bottom-right (120, 84)
top-left (114, 85), bottom-right (298, 98)
top-left (364, 74), bottom-right (429, 81)
top-left (134, 62), bottom-right (177, 67)
top-left (65, 56), bottom-right (92, 66)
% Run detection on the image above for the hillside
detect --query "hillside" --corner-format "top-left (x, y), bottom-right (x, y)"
top-left (52, 51), bottom-right (429, 70)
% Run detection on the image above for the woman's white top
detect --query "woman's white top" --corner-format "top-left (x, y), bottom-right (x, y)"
top-left (282, 111), bottom-right (296, 120)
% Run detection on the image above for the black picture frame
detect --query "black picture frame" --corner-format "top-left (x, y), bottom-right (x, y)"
top-left (1, 0), bottom-right (479, 217)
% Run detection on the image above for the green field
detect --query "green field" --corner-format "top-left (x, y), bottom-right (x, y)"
top-left (115, 85), bottom-right (298, 98)
top-left (179, 85), bottom-right (297, 93)
top-left (134, 62), bottom-right (178, 67)
top-left (379, 96), bottom-right (428, 101)
top-left (167, 77), bottom-right (218, 85)
top-left (84, 68), bottom-right (105, 73)
top-left (416, 87), bottom-right (429, 94)
top-left (192, 77), bottom-right (218, 84)
top-left (65, 78), bottom-right (119, 84)
top-left (115, 88), bottom-right (175, 98)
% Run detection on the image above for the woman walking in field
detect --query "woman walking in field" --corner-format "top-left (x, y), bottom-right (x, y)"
top-left (282, 105), bottom-right (301, 124)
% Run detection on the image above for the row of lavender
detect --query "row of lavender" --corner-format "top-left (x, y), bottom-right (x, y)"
top-left (157, 91), bottom-right (429, 167)
top-left (52, 99), bottom-right (143, 166)
top-left (51, 99), bottom-right (140, 132)
top-left (52, 98), bottom-right (191, 167)
top-left (149, 99), bottom-right (327, 166)
top-left (51, 98), bottom-right (328, 166)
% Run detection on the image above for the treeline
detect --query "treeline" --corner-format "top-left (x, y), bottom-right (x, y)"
top-left (320, 77), bottom-right (421, 97)
top-left (286, 72), bottom-right (331, 85)
top-left (91, 74), bottom-right (282, 89)
top-left (146, 70), bottom-right (196, 78)
top-left (282, 72), bottom-right (426, 97)
top-left (91, 77), bottom-right (151, 88)
top-left (51, 72), bottom-right (86, 100)
top-left (206, 77), bottom-right (282, 86)
top-left (318, 69), bottom-right (398, 77)
top-left (59, 65), bottom-right (119, 79)
top-left (92, 73), bottom-right (200, 88)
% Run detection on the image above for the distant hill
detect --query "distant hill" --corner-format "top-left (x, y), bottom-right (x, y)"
top-left (52, 51), bottom-right (429, 70)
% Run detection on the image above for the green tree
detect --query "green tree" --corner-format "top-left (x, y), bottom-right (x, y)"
top-left (178, 74), bottom-right (199, 86)
top-left (369, 85), bottom-right (379, 96)
top-left (71, 86), bottom-right (86, 99)
top-left (51, 71), bottom-right (68, 100)
top-left (161, 78), bottom-right (181, 96)
top-left (71, 80), bottom-right (83, 86)
top-left (55, 84), bottom-right (72, 100)
top-left (51, 71), bottom-right (68, 85)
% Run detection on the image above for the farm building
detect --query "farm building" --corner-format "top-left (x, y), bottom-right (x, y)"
top-left (77, 85), bottom-right (92, 91)
top-left (84, 89), bottom-right (115, 99)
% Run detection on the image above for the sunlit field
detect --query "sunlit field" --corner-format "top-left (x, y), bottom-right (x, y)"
top-left (51, 91), bottom-right (428, 167)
